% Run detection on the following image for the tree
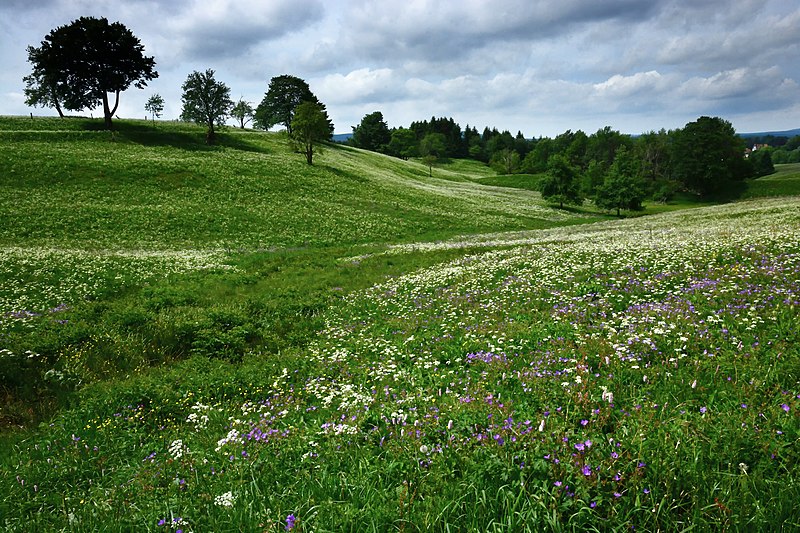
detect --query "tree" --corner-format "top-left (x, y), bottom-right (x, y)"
top-left (671, 116), bottom-right (750, 198)
top-left (180, 69), bottom-right (233, 145)
top-left (539, 154), bottom-right (582, 208)
top-left (594, 147), bottom-right (646, 216)
top-left (748, 148), bottom-right (774, 177)
top-left (231, 99), bottom-right (255, 129)
top-left (490, 148), bottom-right (521, 174)
top-left (387, 127), bottom-right (418, 160)
top-left (290, 101), bottom-right (333, 165)
top-left (24, 16), bottom-right (157, 129)
top-left (255, 75), bottom-right (318, 134)
top-left (351, 111), bottom-right (391, 152)
top-left (419, 133), bottom-right (447, 176)
top-left (144, 94), bottom-right (164, 124)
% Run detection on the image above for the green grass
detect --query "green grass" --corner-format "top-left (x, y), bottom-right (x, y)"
top-left (742, 163), bottom-right (800, 198)
top-left (1, 116), bottom-right (799, 531)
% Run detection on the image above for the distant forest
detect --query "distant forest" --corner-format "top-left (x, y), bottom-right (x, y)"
top-left (347, 111), bottom-right (799, 206)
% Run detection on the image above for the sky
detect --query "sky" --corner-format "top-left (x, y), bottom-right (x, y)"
top-left (1, 0), bottom-right (799, 137)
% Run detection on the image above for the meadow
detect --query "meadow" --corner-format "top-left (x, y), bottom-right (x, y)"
top-left (1, 117), bottom-right (798, 531)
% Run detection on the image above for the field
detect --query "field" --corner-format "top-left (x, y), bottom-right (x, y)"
top-left (1, 117), bottom-right (799, 531)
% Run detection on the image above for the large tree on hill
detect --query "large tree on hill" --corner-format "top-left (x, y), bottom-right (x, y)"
top-left (351, 111), bottom-right (391, 152)
top-left (671, 116), bottom-right (751, 198)
top-left (255, 75), bottom-right (325, 134)
top-left (24, 16), bottom-right (157, 129)
top-left (231, 99), bottom-right (255, 129)
top-left (180, 69), bottom-right (233, 145)
top-left (290, 101), bottom-right (333, 165)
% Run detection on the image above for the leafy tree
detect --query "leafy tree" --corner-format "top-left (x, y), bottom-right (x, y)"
top-left (24, 16), bottom-right (157, 129)
top-left (594, 147), bottom-right (646, 216)
top-left (144, 94), bottom-right (164, 124)
top-left (180, 69), bottom-right (233, 145)
top-left (351, 111), bottom-right (391, 152)
top-left (290, 101), bottom-right (333, 165)
top-left (255, 75), bottom-right (319, 134)
top-left (23, 61), bottom-right (64, 117)
top-left (522, 138), bottom-right (554, 173)
top-left (490, 148), bottom-right (521, 175)
top-left (419, 133), bottom-right (447, 176)
top-left (748, 148), bottom-right (774, 177)
top-left (540, 154), bottom-right (582, 208)
top-left (231, 99), bottom-right (255, 129)
top-left (387, 127), bottom-right (417, 160)
top-left (671, 116), bottom-right (750, 198)
top-left (586, 126), bottom-right (632, 170)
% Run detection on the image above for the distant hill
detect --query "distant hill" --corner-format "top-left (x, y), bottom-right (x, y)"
top-left (332, 132), bottom-right (353, 143)
top-left (739, 128), bottom-right (800, 139)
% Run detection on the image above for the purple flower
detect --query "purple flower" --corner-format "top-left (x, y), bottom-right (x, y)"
top-left (611, 452), bottom-right (619, 459)
top-left (741, 404), bottom-right (747, 409)
top-left (590, 501), bottom-right (597, 508)
top-left (286, 514), bottom-right (296, 530)
top-left (700, 406), bottom-right (707, 414)
top-left (580, 419), bottom-right (589, 426)
top-left (613, 492), bottom-right (622, 498)
top-left (582, 464), bottom-right (592, 476)
top-left (643, 488), bottom-right (650, 494)
top-left (554, 480), bottom-right (563, 487)
top-left (781, 404), bottom-right (790, 412)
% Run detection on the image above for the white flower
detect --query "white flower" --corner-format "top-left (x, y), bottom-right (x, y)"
top-left (214, 491), bottom-right (235, 507)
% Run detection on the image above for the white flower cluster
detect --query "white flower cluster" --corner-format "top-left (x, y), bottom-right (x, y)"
top-left (186, 403), bottom-right (212, 430)
top-left (168, 439), bottom-right (187, 460)
top-left (214, 491), bottom-right (235, 507)
top-left (215, 428), bottom-right (241, 452)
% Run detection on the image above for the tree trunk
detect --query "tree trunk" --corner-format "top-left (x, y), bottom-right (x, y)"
top-left (206, 123), bottom-right (216, 145)
top-left (305, 143), bottom-right (313, 165)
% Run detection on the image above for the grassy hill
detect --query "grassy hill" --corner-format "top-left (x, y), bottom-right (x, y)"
top-left (1, 117), bottom-right (799, 531)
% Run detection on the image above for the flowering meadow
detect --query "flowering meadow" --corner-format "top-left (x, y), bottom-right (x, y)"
top-left (1, 118), bottom-right (799, 530)
top-left (3, 192), bottom-right (799, 530)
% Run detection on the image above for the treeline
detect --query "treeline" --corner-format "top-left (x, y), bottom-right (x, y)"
top-left (349, 112), bottom-right (776, 209)
top-left (749, 135), bottom-right (800, 164)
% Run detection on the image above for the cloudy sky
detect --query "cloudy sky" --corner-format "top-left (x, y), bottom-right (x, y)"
top-left (1, 0), bottom-right (798, 137)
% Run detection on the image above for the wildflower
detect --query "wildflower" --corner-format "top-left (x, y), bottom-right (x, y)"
top-left (580, 419), bottom-right (589, 426)
top-left (214, 491), bottom-right (235, 507)
top-left (419, 445), bottom-right (429, 455)
top-left (554, 480), bottom-right (562, 487)
top-left (582, 464), bottom-right (592, 476)
top-left (781, 404), bottom-right (790, 412)
top-left (739, 462), bottom-right (749, 475)
top-left (285, 514), bottom-right (297, 530)
top-left (700, 406), bottom-right (707, 414)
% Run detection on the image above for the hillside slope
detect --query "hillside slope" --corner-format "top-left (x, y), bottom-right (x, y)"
top-left (0, 117), bottom-right (593, 251)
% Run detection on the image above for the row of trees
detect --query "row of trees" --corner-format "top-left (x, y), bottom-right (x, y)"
top-left (24, 17), bottom-right (334, 163)
top-left (350, 111), bottom-right (767, 204)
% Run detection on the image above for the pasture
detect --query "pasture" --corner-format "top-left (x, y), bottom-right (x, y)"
top-left (1, 117), bottom-right (798, 531)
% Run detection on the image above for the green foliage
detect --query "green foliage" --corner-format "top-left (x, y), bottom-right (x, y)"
top-left (290, 101), bottom-right (332, 165)
top-left (254, 75), bottom-right (328, 135)
top-left (594, 146), bottom-right (646, 216)
top-left (489, 148), bottom-right (521, 175)
top-left (24, 16), bottom-right (157, 129)
top-left (180, 69), bottom-right (233, 145)
top-left (748, 148), bottom-right (775, 177)
top-left (386, 127), bottom-right (417, 159)
top-left (539, 154), bottom-right (582, 208)
top-left (351, 111), bottom-right (391, 152)
top-left (144, 94), bottom-right (164, 123)
top-left (671, 116), bottom-right (750, 198)
top-left (230, 99), bottom-right (254, 129)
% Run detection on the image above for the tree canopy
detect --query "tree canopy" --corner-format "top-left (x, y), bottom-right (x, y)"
top-left (144, 94), bottom-right (164, 124)
top-left (351, 111), bottom-right (391, 152)
top-left (671, 116), bottom-right (749, 198)
top-left (255, 75), bottom-right (324, 134)
top-left (594, 146), bottom-right (646, 216)
top-left (231, 99), bottom-right (255, 129)
top-left (24, 16), bottom-right (157, 129)
top-left (290, 101), bottom-right (333, 165)
top-left (180, 69), bottom-right (233, 145)
top-left (540, 154), bottom-right (582, 208)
